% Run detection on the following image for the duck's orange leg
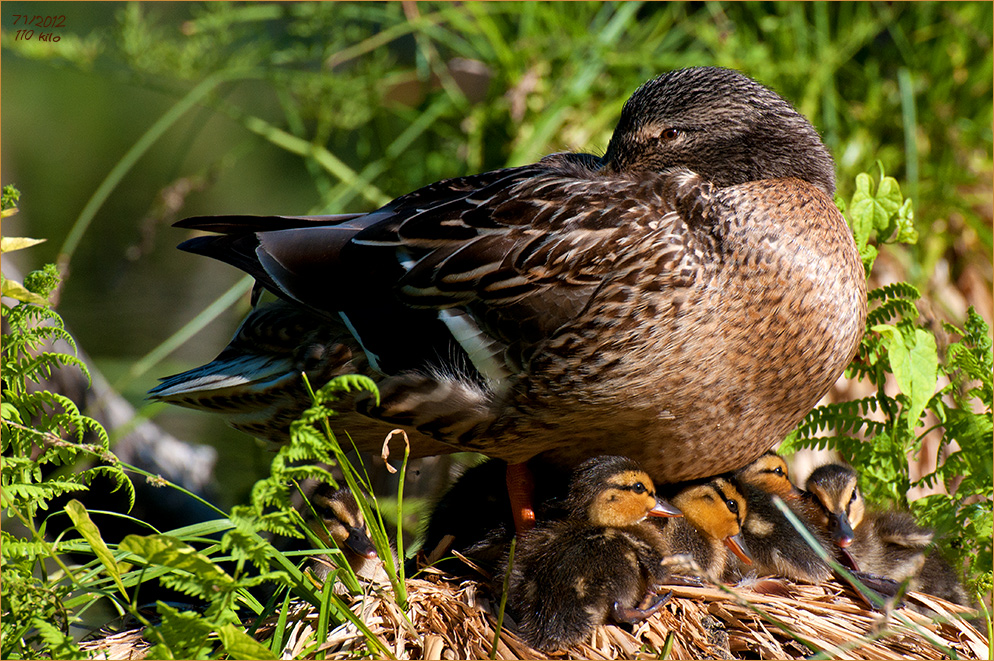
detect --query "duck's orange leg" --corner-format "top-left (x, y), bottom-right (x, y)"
top-left (506, 462), bottom-right (536, 533)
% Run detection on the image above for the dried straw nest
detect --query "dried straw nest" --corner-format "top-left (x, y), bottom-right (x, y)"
top-left (82, 569), bottom-right (988, 660)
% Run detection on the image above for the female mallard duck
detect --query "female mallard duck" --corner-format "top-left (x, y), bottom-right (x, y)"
top-left (804, 463), bottom-right (968, 604)
top-left (661, 475), bottom-right (752, 583)
top-left (506, 455), bottom-right (681, 651)
top-left (151, 67), bottom-right (866, 527)
top-left (304, 483), bottom-right (390, 586)
top-left (730, 452), bottom-right (835, 583)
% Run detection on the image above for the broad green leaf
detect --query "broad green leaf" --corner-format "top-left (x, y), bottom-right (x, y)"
top-left (66, 500), bottom-right (131, 602)
top-left (872, 174), bottom-right (903, 230)
top-left (1, 278), bottom-right (50, 305)
top-left (859, 243), bottom-right (878, 275)
top-left (894, 198), bottom-right (918, 244)
top-left (119, 534), bottom-right (234, 586)
top-left (905, 328), bottom-right (939, 427)
top-left (217, 624), bottom-right (279, 660)
top-left (848, 173), bottom-right (875, 250)
top-left (0, 236), bottom-right (45, 252)
top-left (848, 169), bottom-right (903, 247)
top-left (871, 324), bottom-right (938, 428)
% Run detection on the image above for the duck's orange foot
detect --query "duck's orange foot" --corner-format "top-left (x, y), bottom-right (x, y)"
top-left (506, 462), bottom-right (536, 534)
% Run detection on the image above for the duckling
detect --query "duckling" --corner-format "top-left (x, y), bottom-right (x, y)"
top-left (661, 475), bottom-right (752, 583)
top-left (506, 455), bottom-right (681, 651)
top-left (731, 452), bottom-right (835, 583)
top-left (803, 464), bottom-right (928, 580)
top-left (804, 463), bottom-right (968, 604)
top-left (916, 552), bottom-right (971, 606)
top-left (304, 483), bottom-right (390, 586)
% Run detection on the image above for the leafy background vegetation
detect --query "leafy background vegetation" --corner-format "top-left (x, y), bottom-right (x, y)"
top-left (2, 2), bottom-right (991, 658)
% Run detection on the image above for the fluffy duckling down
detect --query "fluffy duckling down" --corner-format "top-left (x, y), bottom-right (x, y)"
top-left (660, 475), bottom-right (752, 583)
top-left (506, 455), bottom-right (681, 651)
top-left (804, 463), bottom-right (968, 605)
top-left (731, 452), bottom-right (835, 584)
top-left (305, 483), bottom-right (391, 587)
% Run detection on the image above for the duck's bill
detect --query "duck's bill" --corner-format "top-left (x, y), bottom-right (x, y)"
top-left (724, 533), bottom-right (752, 564)
top-left (830, 513), bottom-right (855, 548)
top-left (648, 498), bottom-right (683, 517)
top-left (346, 526), bottom-right (379, 559)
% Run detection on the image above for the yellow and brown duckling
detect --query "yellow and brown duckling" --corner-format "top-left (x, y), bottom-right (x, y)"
top-left (804, 463), bottom-right (968, 605)
top-left (152, 67), bottom-right (866, 534)
top-left (305, 483), bottom-right (390, 586)
top-left (506, 456), bottom-right (681, 651)
top-left (661, 475), bottom-right (752, 583)
top-left (731, 452), bottom-right (835, 583)
top-left (803, 463), bottom-right (928, 580)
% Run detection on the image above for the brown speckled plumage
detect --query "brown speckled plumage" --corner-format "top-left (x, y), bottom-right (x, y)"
top-left (151, 67), bottom-right (866, 485)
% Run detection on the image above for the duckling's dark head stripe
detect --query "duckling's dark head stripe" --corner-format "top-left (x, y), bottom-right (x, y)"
top-left (708, 477), bottom-right (746, 526)
top-left (567, 456), bottom-right (651, 511)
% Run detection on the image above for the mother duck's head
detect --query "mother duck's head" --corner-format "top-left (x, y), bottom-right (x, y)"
top-left (603, 67), bottom-right (836, 196)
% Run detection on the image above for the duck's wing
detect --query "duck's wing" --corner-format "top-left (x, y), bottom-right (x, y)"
top-left (174, 159), bottom-right (713, 380)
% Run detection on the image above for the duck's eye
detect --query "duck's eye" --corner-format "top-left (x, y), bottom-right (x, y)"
top-left (725, 498), bottom-right (739, 514)
top-left (631, 482), bottom-right (647, 495)
top-left (660, 127), bottom-right (679, 141)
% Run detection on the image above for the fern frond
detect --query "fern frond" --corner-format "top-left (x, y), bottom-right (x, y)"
top-left (790, 403), bottom-right (889, 439)
top-left (0, 534), bottom-right (51, 561)
top-left (867, 281), bottom-right (920, 302)
top-left (865, 298), bottom-right (919, 328)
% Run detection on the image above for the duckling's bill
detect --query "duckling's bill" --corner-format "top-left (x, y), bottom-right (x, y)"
top-left (344, 525), bottom-right (378, 560)
top-left (828, 511), bottom-right (856, 548)
top-left (648, 498), bottom-right (683, 518)
top-left (724, 532), bottom-right (752, 564)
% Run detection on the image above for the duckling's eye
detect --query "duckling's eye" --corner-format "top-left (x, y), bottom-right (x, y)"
top-left (773, 467), bottom-right (785, 477)
top-left (632, 482), bottom-right (647, 495)
top-left (725, 499), bottom-right (739, 514)
top-left (848, 489), bottom-right (857, 504)
top-left (660, 127), bottom-right (679, 141)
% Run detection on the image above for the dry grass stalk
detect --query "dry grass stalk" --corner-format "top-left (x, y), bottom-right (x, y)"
top-left (79, 572), bottom-right (988, 660)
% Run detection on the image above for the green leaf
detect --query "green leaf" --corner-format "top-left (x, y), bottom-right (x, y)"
top-left (217, 624), bottom-right (279, 660)
top-left (871, 324), bottom-right (938, 428)
top-left (65, 500), bottom-right (131, 602)
top-left (145, 602), bottom-right (214, 660)
top-left (119, 534), bottom-right (235, 587)
top-left (1, 278), bottom-right (50, 305)
top-left (894, 198), bottom-right (918, 244)
top-left (847, 166), bottom-right (906, 251)
top-left (1, 402), bottom-right (23, 423)
top-left (29, 616), bottom-right (80, 659)
top-left (848, 173), bottom-right (876, 250)
top-left (0, 236), bottom-right (46, 253)
top-left (315, 373), bottom-right (379, 406)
